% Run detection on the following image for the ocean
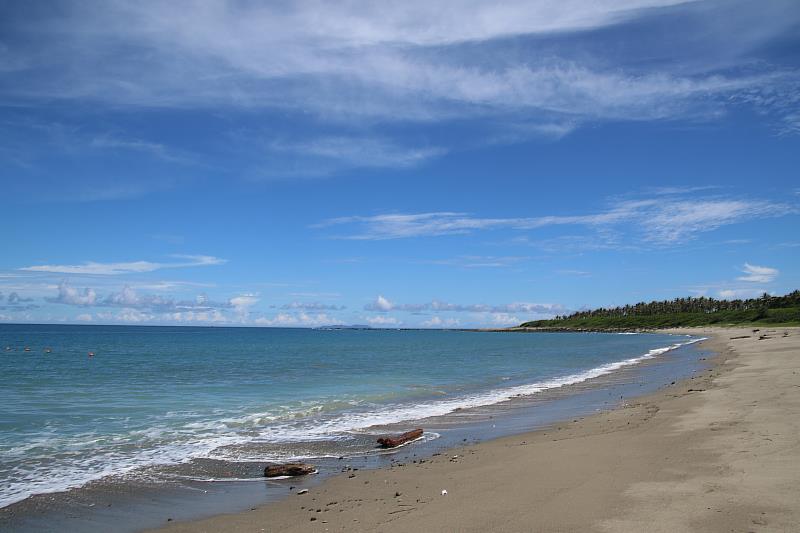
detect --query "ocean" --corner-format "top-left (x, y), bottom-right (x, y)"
top-left (0, 324), bottom-right (705, 527)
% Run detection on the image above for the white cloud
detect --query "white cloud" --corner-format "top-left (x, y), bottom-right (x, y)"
top-left (317, 210), bottom-right (618, 240)
top-left (364, 296), bottom-right (562, 315)
top-left (20, 255), bottom-right (226, 275)
top-left (422, 316), bottom-right (461, 328)
top-left (45, 281), bottom-right (260, 324)
top-left (718, 288), bottom-right (769, 300)
top-left (6, 292), bottom-right (32, 304)
top-left (3, 0), bottom-right (798, 138)
top-left (104, 285), bottom-right (140, 306)
top-left (254, 314), bottom-right (294, 326)
top-left (319, 197), bottom-right (794, 245)
top-left (557, 269), bottom-right (592, 277)
top-left (96, 308), bottom-right (155, 323)
top-left (426, 255), bottom-right (528, 268)
top-left (90, 136), bottom-right (165, 156)
top-left (167, 310), bottom-right (227, 323)
top-left (0, 1), bottom-right (697, 103)
top-left (288, 292), bottom-right (342, 298)
top-left (253, 312), bottom-right (336, 327)
top-left (75, 313), bottom-right (93, 322)
top-left (641, 200), bottom-right (785, 243)
top-left (229, 294), bottom-right (259, 318)
top-left (737, 262), bottom-right (779, 283)
top-left (25, 261), bottom-right (161, 276)
top-left (129, 280), bottom-right (215, 291)
top-left (366, 295), bottom-right (395, 312)
top-left (493, 303), bottom-right (560, 314)
top-left (118, 309), bottom-right (153, 323)
top-left (488, 313), bottom-right (522, 326)
top-left (364, 315), bottom-right (401, 326)
top-left (251, 1), bottom-right (691, 47)
top-left (281, 301), bottom-right (345, 311)
top-left (100, 286), bottom-right (231, 313)
top-left (48, 281), bottom-right (98, 306)
top-left (0, 291), bottom-right (38, 311)
top-left (267, 137), bottom-right (444, 173)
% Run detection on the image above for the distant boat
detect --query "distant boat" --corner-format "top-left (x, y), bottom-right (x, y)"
top-left (88, 351), bottom-right (95, 357)
top-left (24, 347), bottom-right (31, 352)
top-left (44, 347), bottom-right (52, 353)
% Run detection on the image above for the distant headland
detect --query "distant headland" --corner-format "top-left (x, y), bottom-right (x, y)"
top-left (511, 290), bottom-right (800, 332)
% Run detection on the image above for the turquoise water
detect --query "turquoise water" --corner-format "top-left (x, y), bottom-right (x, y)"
top-left (0, 324), bottom-right (701, 508)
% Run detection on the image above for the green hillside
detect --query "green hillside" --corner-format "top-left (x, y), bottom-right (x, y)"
top-left (520, 291), bottom-right (800, 330)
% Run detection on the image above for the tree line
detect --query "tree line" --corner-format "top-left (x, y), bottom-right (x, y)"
top-left (548, 290), bottom-right (800, 321)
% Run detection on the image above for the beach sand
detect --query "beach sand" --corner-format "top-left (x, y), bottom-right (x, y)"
top-left (154, 327), bottom-right (800, 532)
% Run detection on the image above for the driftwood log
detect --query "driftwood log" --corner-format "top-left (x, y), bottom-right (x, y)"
top-left (264, 463), bottom-right (316, 477)
top-left (377, 428), bottom-right (423, 448)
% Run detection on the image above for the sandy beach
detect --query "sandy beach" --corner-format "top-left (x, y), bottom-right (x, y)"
top-left (155, 327), bottom-right (800, 532)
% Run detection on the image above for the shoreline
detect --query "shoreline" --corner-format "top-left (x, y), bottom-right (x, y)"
top-left (153, 326), bottom-right (800, 532)
top-left (154, 328), bottom-right (800, 533)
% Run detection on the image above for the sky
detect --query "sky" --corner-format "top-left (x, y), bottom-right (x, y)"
top-left (1, 0), bottom-right (799, 328)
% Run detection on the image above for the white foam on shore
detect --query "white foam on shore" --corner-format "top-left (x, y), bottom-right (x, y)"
top-left (0, 336), bottom-right (705, 509)
top-left (235, 337), bottom-right (705, 446)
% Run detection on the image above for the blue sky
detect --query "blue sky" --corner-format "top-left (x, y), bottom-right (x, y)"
top-left (1, 0), bottom-right (799, 328)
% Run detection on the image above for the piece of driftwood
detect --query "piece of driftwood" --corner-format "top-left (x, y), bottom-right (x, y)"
top-left (264, 463), bottom-right (316, 477)
top-left (377, 428), bottom-right (423, 448)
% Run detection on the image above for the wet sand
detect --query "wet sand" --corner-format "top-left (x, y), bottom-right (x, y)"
top-left (154, 327), bottom-right (800, 532)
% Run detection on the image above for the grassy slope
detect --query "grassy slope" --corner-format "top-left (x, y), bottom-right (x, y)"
top-left (519, 307), bottom-right (800, 330)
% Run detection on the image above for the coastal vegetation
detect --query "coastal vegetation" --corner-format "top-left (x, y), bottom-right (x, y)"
top-left (520, 290), bottom-right (800, 330)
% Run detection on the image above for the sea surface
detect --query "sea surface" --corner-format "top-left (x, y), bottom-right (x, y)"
top-left (0, 324), bottom-right (704, 518)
